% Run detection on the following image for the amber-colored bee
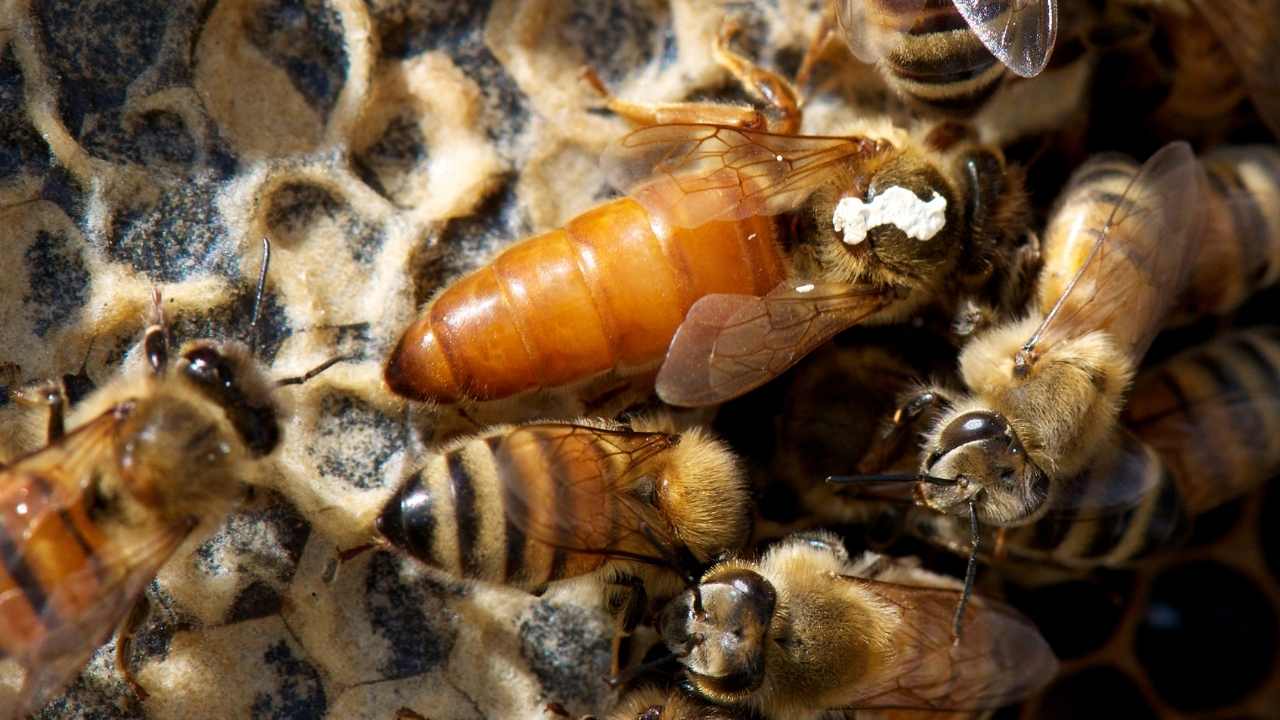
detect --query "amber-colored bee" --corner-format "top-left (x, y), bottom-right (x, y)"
top-left (834, 0), bottom-right (1058, 114)
top-left (0, 245), bottom-right (336, 718)
top-left (656, 532), bottom-right (1056, 717)
top-left (386, 29), bottom-right (1035, 408)
top-left (374, 413), bottom-right (750, 663)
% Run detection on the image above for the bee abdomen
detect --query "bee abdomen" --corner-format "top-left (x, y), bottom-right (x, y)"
top-left (384, 193), bottom-right (782, 403)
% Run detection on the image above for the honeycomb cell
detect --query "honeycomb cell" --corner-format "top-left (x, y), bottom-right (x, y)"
top-left (1004, 573), bottom-right (1133, 660)
top-left (1037, 666), bottom-right (1157, 720)
top-left (1136, 560), bottom-right (1278, 710)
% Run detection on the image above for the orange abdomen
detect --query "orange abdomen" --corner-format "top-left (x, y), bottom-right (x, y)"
top-left (385, 179), bottom-right (785, 402)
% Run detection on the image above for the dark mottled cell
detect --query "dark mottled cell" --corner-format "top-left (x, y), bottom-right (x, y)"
top-left (562, 1), bottom-right (666, 84)
top-left (226, 580), bottom-right (286, 623)
top-left (415, 175), bottom-right (525, 306)
top-left (35, 0), bottom-right (169, 134)
top-left (265, 182), bottom-right (383, 263)
top-left (127, 583), bottom-right (199, 667)
top-left (32, 643), bottom-right (146, 720)
top-left (80, 109), bottom-right (198, 169)
top-left (24, 230), bottom-right (90, 338)
top-left (313, 392), bottom-right (406, 490)
top-left (1265, 482), bottom-right (1280, 583)
top-left (249, 639), bottom-right (327, 720)
top-left (518, 601), bottom-right (612, 709)
top-left (367, 0), bottom-right (527, 145)
top-left (1003, 573), bottom-right (1133, 660)
top-left (0, 46), bottom-right (52, 183)
top-left (1037, 666), bottom-right (1157, 720)
top-left (106, 173), bottom-right (239, 282)
top-left (364, 551), bottom-right (460, 680)
top-left (1185, 497), bottom-right (1242, 547)
top-left (167, 284), bottom-right (290, 365)
top-left (1136, 560), bottom-right (1277, 710)
top-left (244, 0), bottom-right (347, 116)
top-left (194, 495), bottom-right (311, 584)
top-left (351, 112), bottom-right (428, 205)
top-left (39, 166), bottom-right (89, 228)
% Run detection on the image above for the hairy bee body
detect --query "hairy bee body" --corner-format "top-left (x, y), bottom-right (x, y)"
top-left (384, 178), bottom-right (785, 403)
top-left (375, 417), bottom-right (749, 592)
top-left (0, 331), bottom-right (282, 716)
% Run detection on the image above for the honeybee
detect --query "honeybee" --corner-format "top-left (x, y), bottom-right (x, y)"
top-left (0, 245), bottom-right (339, 717)
top-left (387, 28), bottom-right (1035, 407)
top-left (835, 0), bottom-right (1058, 115)
top-left (547, 686), bottom-right (740, 720)
top-left (656, 532), bottom-right (1056, 718)
top-left (374, 414), bottom-right (750, 660)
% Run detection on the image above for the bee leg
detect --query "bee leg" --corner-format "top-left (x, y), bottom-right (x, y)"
top-left (12, 378), bottom-right (68, 443)
top-left (857, 389), bottom-right (951, 474)
top-left (115, 594), bottom-right (152, 701)
top-left (579, 66), bottom-right (769, 130)
top-left (712, 18), bottom-right (803, 133)
top-left (606, 574), bottom-right (649, 679)
top-left (794, 2), bottom-right (840, 98)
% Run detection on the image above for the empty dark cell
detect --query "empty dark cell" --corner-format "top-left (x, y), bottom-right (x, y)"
top-left (417, 175), bottom-right (525, 305)
top-left (364, 551), bottom-right (461, 680)
top-left (563, 1), bottom-right (663, 84)
top-left (23, 230), bottom-right (90, 338)
top-left (0, 47), bottom-right (52, 182)
top-left (80, 109), bottom-right (197, 168)
top-left (352, 113), bottom-right (428, 204)
top-left (249, 639), bottom-right (327, 720)
top-left (106, 174), bottom-right (238, 282)
top-left (519, 601), bottom-right (611, 710)
top-left (226, 580), bottom-right (285, 624)
top-left (1037, 666), bottom-right (1157, 720)
top-left (194, 496), bottom-right (311, 584)
top-left (1263, 481), bottom-right (1280, 583)
top-left (266, 182), bottom-right (383, 263)
top-left (1136, 560), bottom-right (1277, 710)
top-left (39, 166), bottom-right (89, 228)
top-left (126, 583), bottom-right (199, 667)
top-left (244, 0), bottom-right (347, 116)
top-left (313, 392), bottom-right (406, 490)
top-left (1003, 575), bottom-right (1131, 660)
top-left (1185, 496), bottom-right (1242, 547)
top-left (32, 644), bottom-right (147, 720)
top-left (35, 0), bottom-right (169, 135)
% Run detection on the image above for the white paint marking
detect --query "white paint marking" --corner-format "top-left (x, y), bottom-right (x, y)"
top-left (832, 186), bottom-right (947, 246)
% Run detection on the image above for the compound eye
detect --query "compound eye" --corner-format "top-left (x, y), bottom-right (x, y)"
top-left (939, 411), bottom-right (1009, 452)
top-left (183, 347), bottom-right (233, 389)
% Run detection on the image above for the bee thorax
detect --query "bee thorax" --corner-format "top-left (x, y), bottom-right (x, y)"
top-left (832, 187), bottom-right (948, 246)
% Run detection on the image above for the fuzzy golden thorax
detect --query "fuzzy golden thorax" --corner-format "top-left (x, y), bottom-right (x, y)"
top-left (919, 316), bottom-right (1134, 525)
top-left (650, 426), bottom-right (751, 564)
top-left (73, 339), bottom-right (281, 527)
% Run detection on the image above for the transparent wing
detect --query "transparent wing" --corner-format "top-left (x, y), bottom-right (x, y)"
top-left (838, 576), bottom-right (1058, 710)
top-left (954, 0), bottom-right (1058, 78)
top-left (655, 282), bottom-right (897, 407)
top-left (1189, 0), bottom-right (1280, 138)
top-left (604, 124), bottom-right (880, 229)
top-left (7, 526), bottom-right (188, 718)
top-left (836, 0), bottom-right (929, 65)
top-left (1045, 428), bottom-right (1168, 518)
top-left (1022, 141), bottom-right (1206, 366)
top-left (492, 424), bottom-right (683, 566)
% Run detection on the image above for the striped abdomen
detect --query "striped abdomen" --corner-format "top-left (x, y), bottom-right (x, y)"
top-left (1178, 146), bottom-right (1280, 318)
top-left (384, 177), bottom-right (784, 403)
top-left (873, 0), bottom-right (1007, 115)
top-left (0, 470), bottom-right (117, 660)
top-left (1124, 328), bottom-right (1280, 514)
top-left (1002, 432), bottom-right (1188, 569)
top-left (376, 424), bottom-right (668, 591)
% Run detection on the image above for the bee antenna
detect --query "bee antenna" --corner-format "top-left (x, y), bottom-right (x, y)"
top-left (247, 237), bottom-right (271, 356)
top-left (952, 499), bottom-right (981, 644)
top-left (604, 645), bottom-right (690, 689)
top-left (275, 355), bottom-right (351, 388)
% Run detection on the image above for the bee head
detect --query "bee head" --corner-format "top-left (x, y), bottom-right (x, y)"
top-left (919, 409), bottom-right (1049, 525)
top-left (177, 341), bottom-right (281, 458)
top-left (660, 568), bottom-right (777, 701)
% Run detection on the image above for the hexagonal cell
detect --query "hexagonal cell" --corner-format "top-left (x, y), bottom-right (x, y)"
top-left (1136, 560), bottom-right (1278, 711)
top-left (1004, 572), bottom-right (1134, 661)
top-left (1037, 666), bottom-right (1158, 720)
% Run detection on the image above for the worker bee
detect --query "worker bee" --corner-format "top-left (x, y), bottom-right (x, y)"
top-left (835, 0), bottom-right (1059, 115)
top-left (546, 686), bottom-right (738, 720)
top-left (0, 243), bottom-right (339, 717)
top-left (656, 532), bottom-right (1056, 718)
top-left (374, 414), bottom-right (750, 656)
top-left (386, 27), bottom-right (1035, 408)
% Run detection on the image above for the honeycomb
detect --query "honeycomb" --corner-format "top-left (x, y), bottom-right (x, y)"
top-left (0, 0), bottom-right (1276, 719)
